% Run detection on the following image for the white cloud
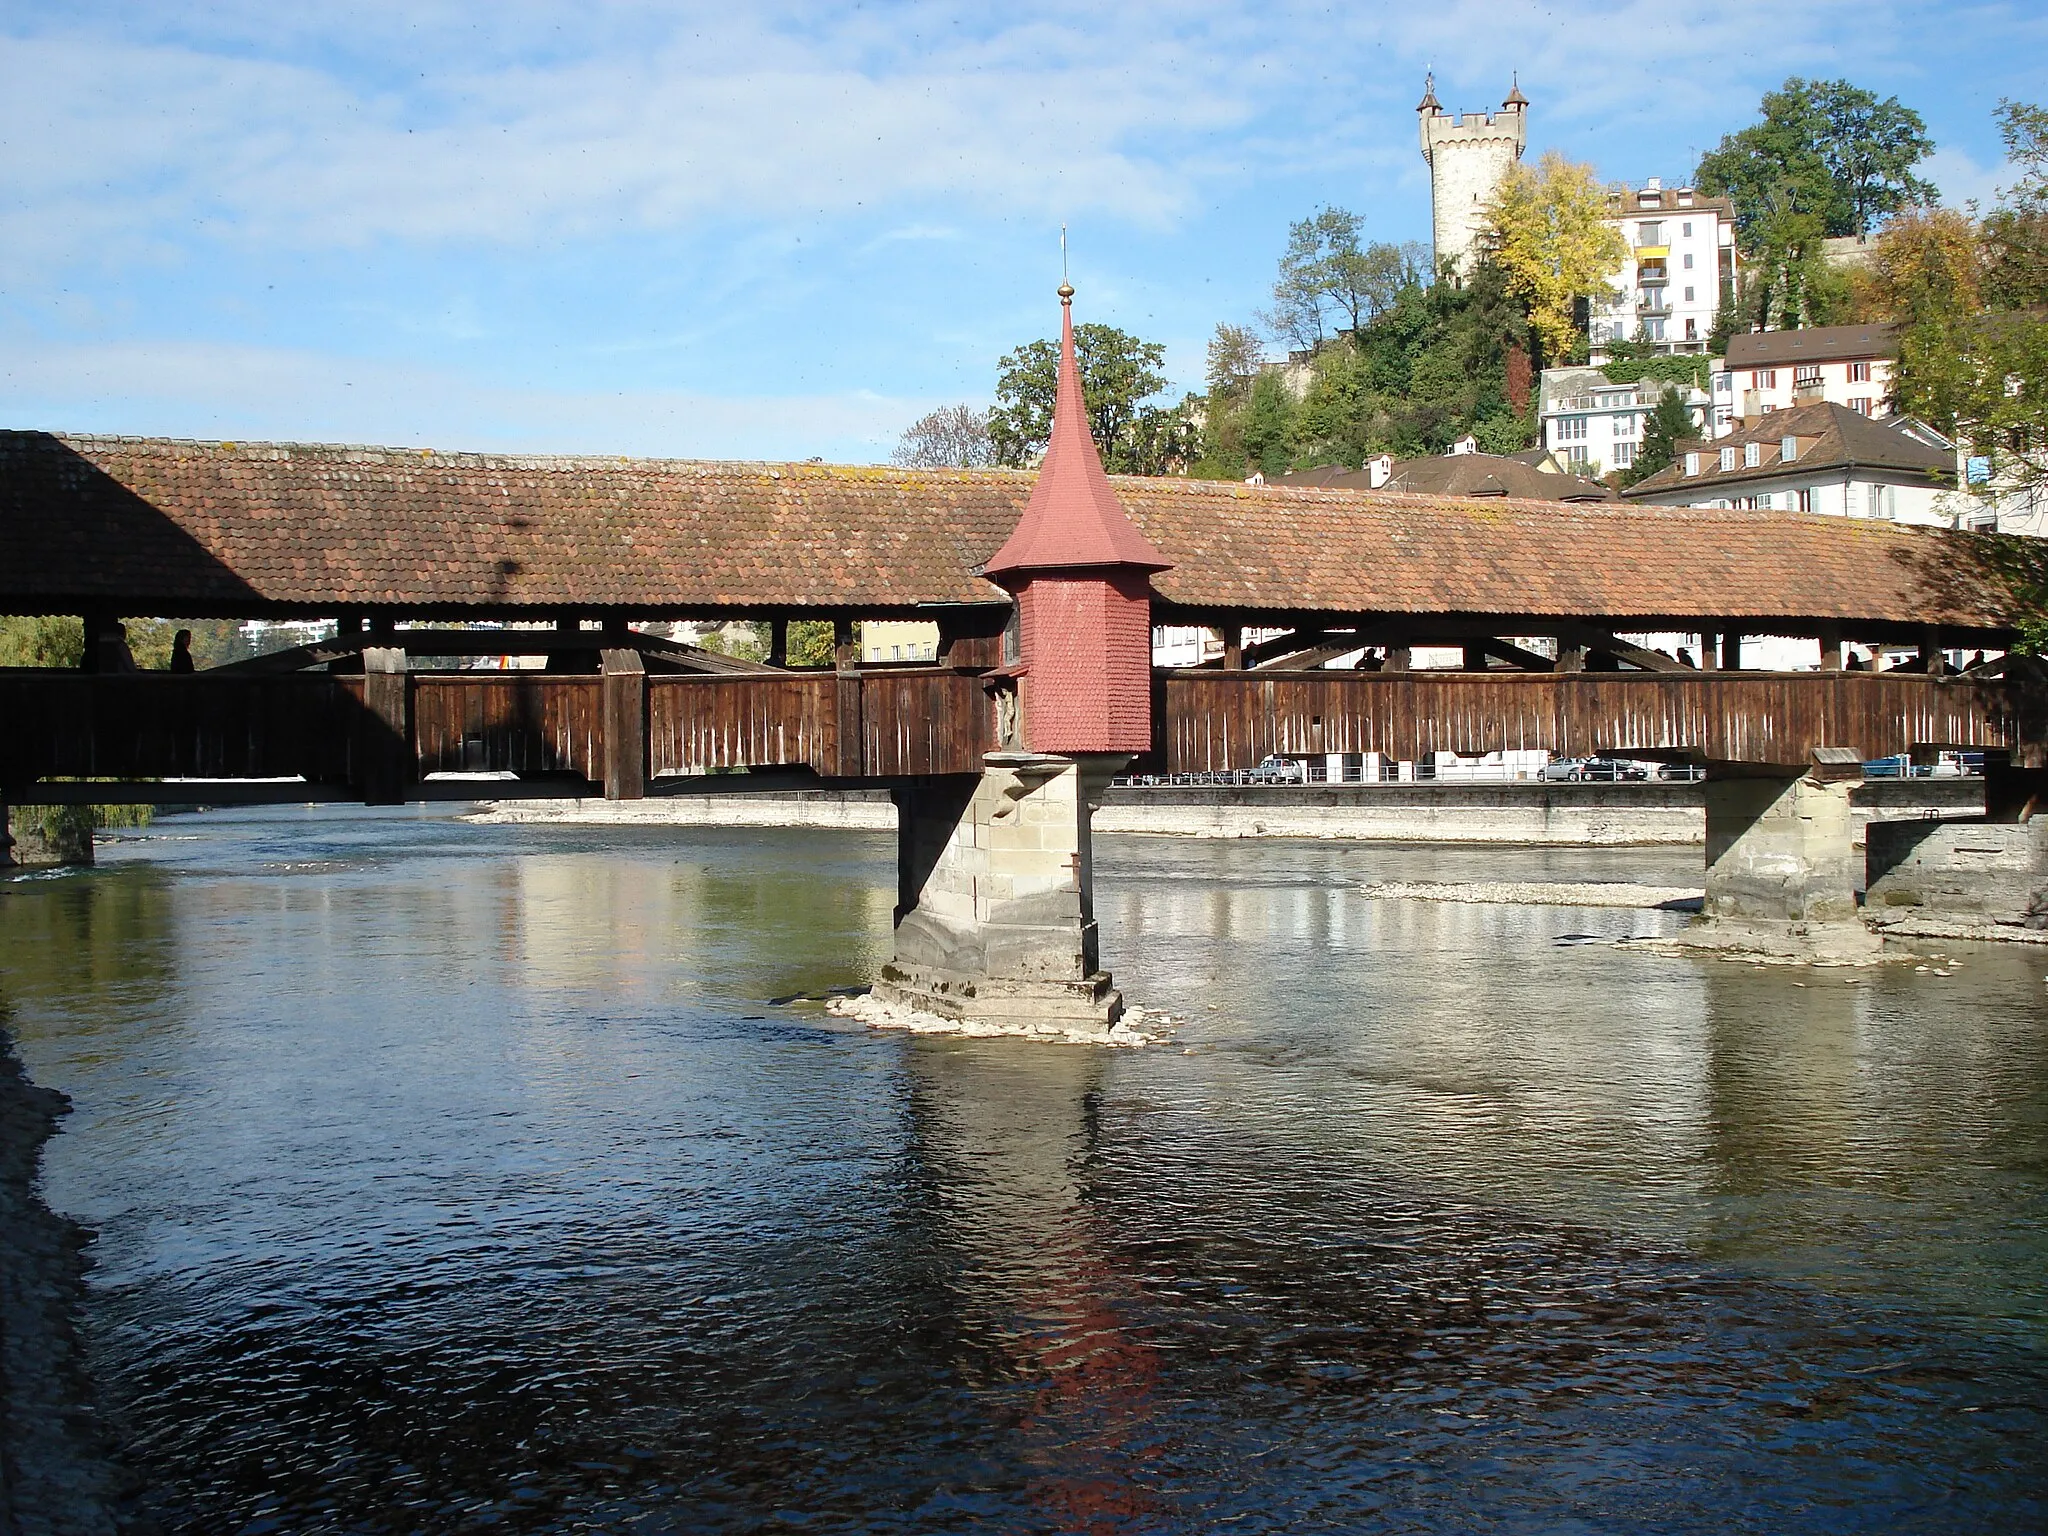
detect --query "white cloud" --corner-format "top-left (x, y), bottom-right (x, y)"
top-left (0, 335), bottom-right (923, 462)
top-left (0, 6), bottom-right (1264, 275)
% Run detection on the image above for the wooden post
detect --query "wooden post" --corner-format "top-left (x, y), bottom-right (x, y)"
top-left (1556, 641), bottom-right (1587, 674)
top-left (769, 618), bottom-right (789, 669)
top-left (834, 617), bottom-right (862, 776)
top-left (1724, 632), bottom-right (1742, 670)
top-left (0, 796), bottom-right (14, 870)
top-left (1922, 624), bottom-right (1945, 676)
top-left (1222, 624), bottom-right (1244, 670)
top-left (1817, 623), bottom-right (1843, 671)
top-left (1384, 644), bottom-right (1412, 673)
top-left (599, 648), bottom-right (646, 801)
top-left (1462, 644), bottom-right (1487, 672)
top-left (357, 646), bottom-right (410, 805)
top-left (1700, 631), bottom-right (1720, 670)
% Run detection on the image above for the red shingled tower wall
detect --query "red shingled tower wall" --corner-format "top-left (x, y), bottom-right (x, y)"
top-left (983, 285), bottom-right (1169, 756)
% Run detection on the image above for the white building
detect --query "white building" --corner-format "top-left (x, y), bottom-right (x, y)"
top-left (1589, 181), bottom-right (1737, 358)
top-left (1537, 367), bottom-right (1710, 478)
top-left (1622, 401), bottom-right (1955, 525)
top-left (1417, 74), bottom-right (1527, 278)
top-left (1710, 324), bottom-right (1897, 429)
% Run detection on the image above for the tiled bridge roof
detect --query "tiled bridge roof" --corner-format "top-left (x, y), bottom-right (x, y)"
top-left (0, 431), bottom-right (2013, 636)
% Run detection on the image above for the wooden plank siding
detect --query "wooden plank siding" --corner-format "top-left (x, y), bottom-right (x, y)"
top-left (0, 672), bottom-right (361, 784)
top-left (412, 675), bottom-right (606, 781)
top-left (648, 674), bottom-right (841, 777)
top-left (0, 668), bottom-right (2021, 799)
top-left (1157, 671), bottom-right (2016, 772)
top-left (858, 671), bottom-right (996, 778)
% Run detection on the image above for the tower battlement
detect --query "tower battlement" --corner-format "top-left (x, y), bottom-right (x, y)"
top-left (1417, 75), bottom-right (1527, 278)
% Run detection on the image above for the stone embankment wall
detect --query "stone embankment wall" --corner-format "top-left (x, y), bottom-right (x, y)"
top-left (470, 780), bottom-right (1985, 848)
top-left (0, 1034), bottom-right (126, 1533)
top-left (1867, 817), bottom-right (2048, 926)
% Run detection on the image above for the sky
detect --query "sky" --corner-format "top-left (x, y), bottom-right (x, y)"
top-left (2, 0), bottom-right (2043, 464)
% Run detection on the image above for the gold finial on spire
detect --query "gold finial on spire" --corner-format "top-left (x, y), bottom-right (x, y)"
top-left (1058, 224), bottom-right (1074, 303)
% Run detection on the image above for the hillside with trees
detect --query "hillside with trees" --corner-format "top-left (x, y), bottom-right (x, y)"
top-left (891, 74), bottom-right (1975, 488)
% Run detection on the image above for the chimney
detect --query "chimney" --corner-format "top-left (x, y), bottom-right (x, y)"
top-left (1368, 454), bottom-right (1393, 489)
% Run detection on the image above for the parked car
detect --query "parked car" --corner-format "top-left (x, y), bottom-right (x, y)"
top-left (1540, 756), bottom-right (1649, 782)
top-left (1248, 755), bottom-right (1305, 784)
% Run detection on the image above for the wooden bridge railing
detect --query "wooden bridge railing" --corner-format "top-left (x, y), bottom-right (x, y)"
top-left (0, 667), bottom-right (1002, 799)
top-left (0, 666), bottom-right (2024, 802)
top-left (1158, 669), bottom-right (2019, 772)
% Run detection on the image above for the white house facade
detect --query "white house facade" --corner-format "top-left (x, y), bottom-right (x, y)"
top-left (1589, 181), bottom-right (1736, 358)
top-left (1537, 368), bottom-right (1710, 478)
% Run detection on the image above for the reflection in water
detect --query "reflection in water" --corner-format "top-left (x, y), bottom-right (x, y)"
top-left (0, 808), bottom-right (2044, 1533)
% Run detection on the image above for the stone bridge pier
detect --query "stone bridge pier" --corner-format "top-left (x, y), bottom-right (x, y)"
top-left (1698, 752), bottom-right (1879, 958)
top-left (879, 754), bottom-right (1128, 1033)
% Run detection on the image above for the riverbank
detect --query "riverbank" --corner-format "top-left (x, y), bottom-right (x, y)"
top-left (0, 1032), bottom-right (125, 1535)
top-left (466, 779), bottom-right (1984, 847)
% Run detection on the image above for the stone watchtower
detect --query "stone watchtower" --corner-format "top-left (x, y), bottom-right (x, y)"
top-left (874, 281), bottom-right (1170, 1037)
top-left (1417, 73), bottom-right (1528, 278)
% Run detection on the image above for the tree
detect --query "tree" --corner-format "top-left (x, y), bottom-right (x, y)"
top-left (988, 323), bottom-right (1171, 473)
top-left (0, 615), bottom-right (84, 667)
top-left (1240, 372), bottom-right (1297, 479)
top-left (891, 405), bottom-right (994, 469)
top-left (1985, 99), bottom-right (2048, 312)
top-left (1861, 209), bottom-right (1984, 428)
top-left (1696, 78), bottom-right (1936, 249)
top-left (1482, 150), bottom-right (1627, 366)
top-left (1622, 388), bottom-right (1698, 488)
top-left (1206, 323), bottom-right (1264, 396)
top-left (1263, 209), bottom-right (1427, 350)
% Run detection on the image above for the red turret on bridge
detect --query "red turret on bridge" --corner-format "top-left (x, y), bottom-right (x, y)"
top-left (982, 282), bottom-right (1168, 756)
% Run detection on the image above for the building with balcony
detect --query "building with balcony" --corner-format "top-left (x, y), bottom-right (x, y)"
top-left (1589, 180), bottom-right (1737, 358)
top-left (1711, 324), bottom-right (1896, 425)
top-left (1536, 367), bottom-right (1711, 478)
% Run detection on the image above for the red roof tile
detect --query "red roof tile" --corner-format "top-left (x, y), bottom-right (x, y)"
top-left (983, 291), bottom-right (1169, 578)
top-left (0, 430), bottom-right (2012, 634)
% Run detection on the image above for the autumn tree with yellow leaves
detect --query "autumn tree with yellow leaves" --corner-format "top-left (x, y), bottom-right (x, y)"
top-left (1482, 151), bottom-right (1627, 367)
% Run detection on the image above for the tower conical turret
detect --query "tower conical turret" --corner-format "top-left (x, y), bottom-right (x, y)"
top-left (982, 281), bottom-right (1167, 756)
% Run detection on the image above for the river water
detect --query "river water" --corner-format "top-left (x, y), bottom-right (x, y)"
top-left (3, 806), bottom-right (2044, 1533)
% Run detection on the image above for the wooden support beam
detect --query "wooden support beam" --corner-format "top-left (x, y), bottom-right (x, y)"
top-left (1818, 622), bottom-right (1843, 672)
top-left (1383, 644), bottom-right (1412, 673)
top-left (834, 617), bottom-right (862, 775)
top-left (1477, 637), bottom-right (1556, 672)
top-left (356, 646), bottom-right (410, 806)
top-left (1723, 631), bottom-right (1742, 670)
top-left (769, 618), bottom-right (789, 669)
top-left (1242, 628), bottom-right (1330, 667)
top-left (1558, 623), bottom-right (1688, 673)
top-left (599, 648), bottom-right (647, 801)
top-left (1222, 623), bottom-right (1244, 670)
top-left (1253, 642), bottom-right (1359, 672)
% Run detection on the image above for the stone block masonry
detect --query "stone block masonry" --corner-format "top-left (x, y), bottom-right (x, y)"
top-left (1697, 771), bottom-right (1879, 959)
top-left (878, 754), bottom-right (1127, 1035)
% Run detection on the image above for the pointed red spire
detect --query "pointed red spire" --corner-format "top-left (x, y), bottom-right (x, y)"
top-left (983, 286), bottom-right (1170, 578)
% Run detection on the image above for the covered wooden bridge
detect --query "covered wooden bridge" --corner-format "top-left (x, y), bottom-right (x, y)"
top-left (0, 428), bottom-right (2031, 808)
